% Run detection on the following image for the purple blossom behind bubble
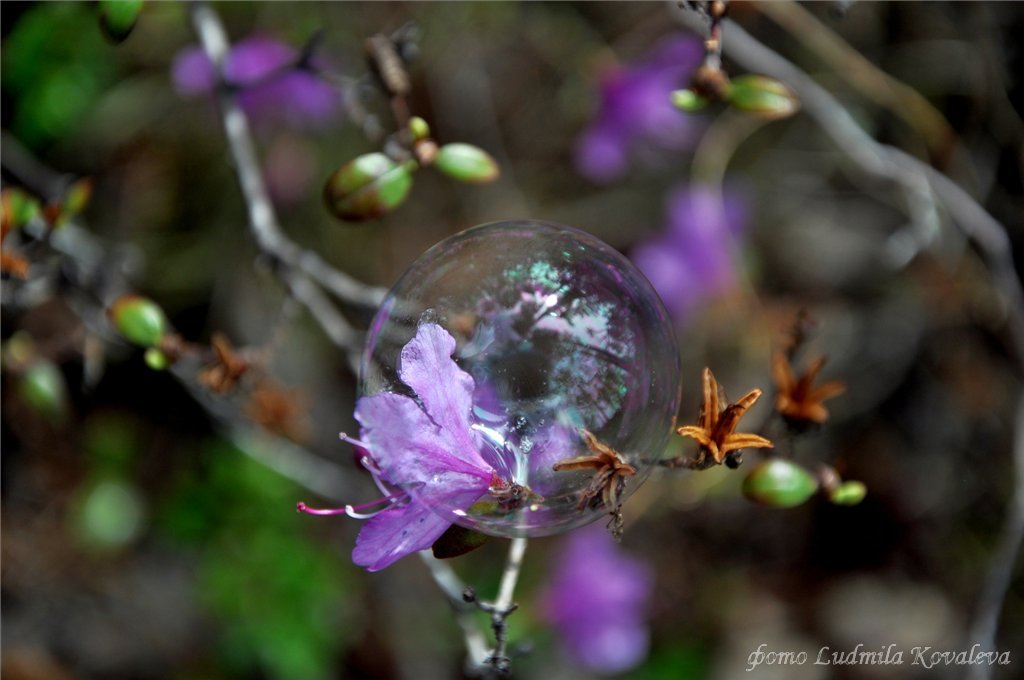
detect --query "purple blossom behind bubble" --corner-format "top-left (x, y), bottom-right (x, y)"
top-left (541, 525), bottom-right (654, 674)
top-left (172, 34), bottom-right (342, 130)
top-left (575, 35), bottom-right (703, 183)
top-left (631, 184), bottom-right (747, 322)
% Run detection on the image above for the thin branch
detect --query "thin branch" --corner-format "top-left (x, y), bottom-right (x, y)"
top-left (967, 391), bottom-right (1024, 680)
top-left (486, 536), bottom-right (528, 673)
top-left (418, 553), bottom-right (490, 671)
top-left (188, 2), bottom-right (386, 314)
top-left (755, 0), bottom-right (956, 160)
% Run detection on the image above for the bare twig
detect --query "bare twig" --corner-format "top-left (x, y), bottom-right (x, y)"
top-left (967, 391), bottom-right (1024, 680)
top-left (418, 553), bottom-right (490, 671)
top-left (755, 0), bottom-right (956, 160)
top-left (188, 2), bottom-right (386, 317)
top-left (486, 536), bottom-right (528, 673)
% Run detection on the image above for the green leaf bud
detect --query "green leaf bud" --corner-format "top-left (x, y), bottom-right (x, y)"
top-left (1, 187), bottom-right (41, 232)
top-left (18, 359), bottom-right (68, 423)
top-left (829, 480), bottom-right (867, 506)
top-left (727, 75), bottom-right (800, 120)
top-left (742, 459), bottom-right (819, 508)
top-left (434, 143), bottom-right (500, 184)
top-left (671, 88), bottom-right (710, 113)
top-left (323, 152), bottom-right (415, 221)
top-left (409, 116), bottom-right (431, 142)
top-left (143, 347), bottom-right (170, 371)
top-left (109, 295), bottom-right (168, 347)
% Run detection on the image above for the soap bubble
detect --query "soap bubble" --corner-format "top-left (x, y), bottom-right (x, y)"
top-left (361, 221), bottom-right (680, 537)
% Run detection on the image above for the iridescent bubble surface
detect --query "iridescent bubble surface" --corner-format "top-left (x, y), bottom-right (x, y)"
top-left (361, 221), bottom-right (680, 537)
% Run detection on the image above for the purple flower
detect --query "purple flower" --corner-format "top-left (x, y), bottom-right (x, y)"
top-left (541, 526), bottom-right (654, 673)
top-left (300, 323), bottom-right (562, 571)
top-left (631, 184), bottom-right (746, 321)
top-left (172, 34), bottom-right (341, 129)
top-left (575, 36), bottom-right (703, 183)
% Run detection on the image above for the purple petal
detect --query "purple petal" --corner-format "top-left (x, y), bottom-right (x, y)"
top-left (540, 526), bottom-right (654, 673)
top-left (224, 35), bottom-right (296, 85)
top-left (526, 423), bottom-right (579, 496)
top-left (398, 324), bottom-right (484, 463)
top-left (352, 499), bottom-right (451, 572)
top-left (356, 393), bottom-right (493, 493)
top-left (561, 619), bottom-right (651, 674)
top-left (574, 126), bottom-right (630, 183)
top-left (631, 239), bottom-right (698, 319)
top-left (172, 47), bottom-right (216, 95)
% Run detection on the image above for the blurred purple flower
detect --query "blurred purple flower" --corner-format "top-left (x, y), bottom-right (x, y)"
top-left (172, 34), bottom-right (341, 129)
top-left (541, 526), bottom-right (654, 673)
top-left (575, 36), bottom-right (703, 183)
top-left (631, 185), bottom-right (746, 321)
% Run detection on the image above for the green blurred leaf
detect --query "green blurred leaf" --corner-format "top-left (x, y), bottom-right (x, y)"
top-left (18, 359), bottom-right (68, 423)
top-left (99, 0), bottom-right (144, 44)
top-left (84, 411), bottom-right (140, 473)
top-left (75, 477), bottom-right (146, 550)
top-left (3, 3), bottom-right (116, 146)
top-left (158, 441), bottom-right (353, 679)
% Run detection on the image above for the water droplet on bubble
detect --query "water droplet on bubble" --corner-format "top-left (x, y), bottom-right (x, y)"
top-left (361, 221), bottom-right (681, 537)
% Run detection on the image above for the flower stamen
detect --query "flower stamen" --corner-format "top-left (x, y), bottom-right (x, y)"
top-left (297, 492), bottom-right (408, 520)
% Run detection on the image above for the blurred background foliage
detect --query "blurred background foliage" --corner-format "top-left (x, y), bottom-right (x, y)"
top-left (2, 1), bottom-right (1023, 679)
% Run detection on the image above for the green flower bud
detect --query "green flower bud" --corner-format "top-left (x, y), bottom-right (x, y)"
top-left (44, 178), bottom-right (93, 228)
top-left (144, 347), bottom-right (170, 371)
top-left (1, 187), bottom-right (40, 231)
top-left (99, 0), bottom-right (143, 44)
top-left (671, 88), bottom-right (710, 113)
top-left (434, 143), bottom-right (500, 184)
top-left (409, 116), bottom-right (431, 142)
top-left (829, 480), bottom-right (867, 506)
top-left (18, 359), bottom-right (68, 423)
top-left (75, 478), bottom-right (145, 550)
top-left (109, 295), bottom-right (168, 347)
top-left (727, 75), bottom-right (800, 120)
top-left (323, 152), bottom-right (415, 221)
top-left (742, 459), bottom-right (819, 508)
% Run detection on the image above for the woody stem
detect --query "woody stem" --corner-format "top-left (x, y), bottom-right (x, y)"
top-left (486, 536), bottom-right (528, 672)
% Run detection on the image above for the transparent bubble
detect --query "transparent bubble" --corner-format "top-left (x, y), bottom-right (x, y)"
top-left (361, 221), bottom-right (680, 537)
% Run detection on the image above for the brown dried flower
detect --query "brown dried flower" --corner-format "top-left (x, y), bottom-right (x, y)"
top-left (197, 333), bottom-right (249, 394)
top-left (676, 367), bottom-right (773, 467)
top-left (553, 429), bottom-right (637, 539)
top-left (772, 352), bottom-right (845, 426)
